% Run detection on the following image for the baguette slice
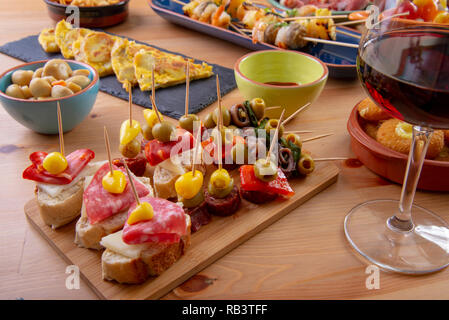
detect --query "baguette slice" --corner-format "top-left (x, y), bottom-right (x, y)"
top-left (36, 161), bottom-right (106, 229)
top-left (101, 216), bottom-right (191, 284)
top-left (75, 175), bottom-right (153, 250)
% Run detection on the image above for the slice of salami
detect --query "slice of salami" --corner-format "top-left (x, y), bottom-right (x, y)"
top-left (122, 197), bottom-right (187, 245)
top-left (23, 149), bottom-right (95, 185)
top-left (84, 163), bottom-right (150, 224)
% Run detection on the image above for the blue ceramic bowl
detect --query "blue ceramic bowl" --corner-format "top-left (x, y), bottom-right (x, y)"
top-left (0, 60), bottom-right (99, 134)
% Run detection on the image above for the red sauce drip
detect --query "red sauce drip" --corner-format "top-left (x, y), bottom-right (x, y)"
top-left (264, 81), bottom-right (299, 86)
top-left (344, 158), bottom-right (363, 168)
top-left (179, 275), bottom-right (216, 293)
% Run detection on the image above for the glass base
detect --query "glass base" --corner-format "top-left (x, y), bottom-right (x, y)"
top-left (344, 199), bottom-right (449, 274)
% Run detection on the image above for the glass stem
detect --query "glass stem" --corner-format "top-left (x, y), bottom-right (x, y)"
top-left (388, 126), bottom-right (434, 232)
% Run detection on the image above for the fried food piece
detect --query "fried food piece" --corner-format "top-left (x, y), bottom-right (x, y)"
top-left (38, 28), bottom-right (60, 53)
top-left (377, 119), bottom-right (445, 159)
top-left (435, 146), bottom-right (449, 162)
top-left (358, 97), bottom-right (391, 121)
top-left (54, 20), bottom-right (73, 52)
top-left (364, 122), bottom-right (380, 139)
top-left (60, 28), bottom-right (92, 59)
top-left (444, 130), bottom-right (449, 144)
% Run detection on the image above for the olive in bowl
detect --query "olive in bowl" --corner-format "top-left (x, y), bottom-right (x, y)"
top-left (0, 59), bottom-right (99, 134)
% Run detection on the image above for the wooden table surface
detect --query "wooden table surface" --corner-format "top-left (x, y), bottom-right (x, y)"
top-left (1, 0), bottom-right (449, 300)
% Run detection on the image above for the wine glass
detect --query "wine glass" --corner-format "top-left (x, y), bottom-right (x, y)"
top-left (344, 18), bottom-right (449, 274)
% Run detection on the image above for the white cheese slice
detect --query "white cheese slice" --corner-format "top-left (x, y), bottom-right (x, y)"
top-left (100, 230), bottom-right (148, 259)
top-left (158, 157), bottom-right (186, 176)
top-left (37, 160), bottom-right (106, 198)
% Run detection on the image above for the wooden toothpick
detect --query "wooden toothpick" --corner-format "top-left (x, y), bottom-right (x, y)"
top-left (56, 101), bottom-right (65, 156)
top-left (314, 157), bottom-right (348, 161)
top-left (266, 108), bottom-right (285, 162)
top-left (185, 61), bottom-right (190, 117)
top-left (216, 75), bottom-right (223, 170)
top-left (282, 102), bottom-right (311, 125)
top-left (150, 94), bottom-right (162, 123)
top-left (123, 161), bottom-right (141, 206)
top-left (128, 81), bottom-right (133, 127)
top-left (302, 133), bottom-right (334, 143)
top-left (103, 126), bottom-right (114, 176)
top-left (285, 130), bottom-right (314, 134)
top-left (192, 128), bottom-right (202, 176)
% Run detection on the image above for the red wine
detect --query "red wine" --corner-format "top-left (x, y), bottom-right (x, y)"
top-left (357, 27), bottom-right (449, 129)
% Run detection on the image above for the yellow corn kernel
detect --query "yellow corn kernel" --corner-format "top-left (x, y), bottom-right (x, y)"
top-left (175, 170), bottom-right (204, 200)
top-left (102, 170), bottom-right (127, 194)
top-left (42, 152), bottom-right (68, 174)
top-left (127, 202), bottom-right (154, 225)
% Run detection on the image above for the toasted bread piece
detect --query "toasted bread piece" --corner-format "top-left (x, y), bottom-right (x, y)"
top-left (36, 161), bottom-right (105, 229)
top-left (75, 176), bottom-right (153, 250)
top-left (101, 227), bottom-right (191, 284)
top-left (153, 149), bottom-right (206, 199)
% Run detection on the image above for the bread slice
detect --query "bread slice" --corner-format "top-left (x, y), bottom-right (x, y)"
top-left (100, 217), bottom-right (191, 284)
top-left (75, 176), bottom-right (153, 250)
top-left (36, 161), bottom-right (105, 229)
top-left (153, 149), bottom-right (206, 199)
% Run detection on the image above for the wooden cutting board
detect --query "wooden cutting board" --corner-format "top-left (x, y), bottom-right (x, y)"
top-left (24, 162), bottom-right (339, 300)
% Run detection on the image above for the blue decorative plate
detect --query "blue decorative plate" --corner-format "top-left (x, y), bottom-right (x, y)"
top-left (148, 0), bottom-right (360, 78)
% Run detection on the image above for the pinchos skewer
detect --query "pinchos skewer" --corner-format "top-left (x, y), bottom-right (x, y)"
top-left (314, 157), bottom-right (348, 161)
top-left (282, 15), bottom-right (348, 21)
top-left (335, 29), bottom-right (361, 40)
top-left (285, 130), bottom-right (314, 134)
top-left (127, 81), bottom-right (133, 127)
top-left (302, 133), bottom-right (334, 143)
top-left (282, 102), bottom-right (311, 125)
top-left (123, 161), bottom-right (141, 206)
top-left (216, 75), bottom-right (223, 170)
top-left (103, 126), bottom-right (114, 176)
top-left (267, 108), bottom-right (285, 161)
top-left (56, 101), bottom-right (64, 157)
top-left (185, 61), bottom-right (190, 117)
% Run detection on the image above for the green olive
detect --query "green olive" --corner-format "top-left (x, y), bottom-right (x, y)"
top-left (254, 159), bottom-right (278, 182)
top-left (141, 123), bottom-right (154, 140)
top-left (180, 190), bottom-right (204, 208)
top-left (231, 142), bottom-right (248, 164)
top-left (212, 106), bottom-right (231, 126)
top-left (285, 133), bottom-right (302, 149)
top-left (250, 98), bottom-right (266, 120)
top-left (265, 119), bottom-right (284, 138)
top-left (208, 178), bottom-right (234, 199)
top-left (179, 114), bottom-right (200, 133)
top-left (152, 121), bottom-right (175, 143)
top-left (204, 112), bottom-right (215, 129)
top-left (119, 138), bottom-right (141, 158)
top-left (297, 153), bottom-right (315, 175)
top-left (211, 126), bottom-right (233, 146)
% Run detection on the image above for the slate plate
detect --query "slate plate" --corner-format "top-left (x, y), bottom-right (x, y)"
top-left (0, 33), bottom-right (236, 119)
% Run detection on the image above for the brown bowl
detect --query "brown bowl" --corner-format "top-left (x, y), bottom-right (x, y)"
top-left (43, 0), bottom-right (129, 28)
top-left (347, 101), bottom-right (449, 192)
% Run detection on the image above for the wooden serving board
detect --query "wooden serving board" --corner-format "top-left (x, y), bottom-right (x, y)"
top-left (24, 162), bottom-right (339, 300)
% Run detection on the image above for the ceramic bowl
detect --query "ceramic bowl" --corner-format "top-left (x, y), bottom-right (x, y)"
top-left (234, 50), bottom-right (328, 119)
top-left (0, 59), bottom-right (99, 134)
top-left (43, 0), bottom-right (130, 28)
top-left (347, 102), bottom-right (449, 191)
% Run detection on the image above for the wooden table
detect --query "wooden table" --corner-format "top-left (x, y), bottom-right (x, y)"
top-left (1, 0), bottom-right (448, 300)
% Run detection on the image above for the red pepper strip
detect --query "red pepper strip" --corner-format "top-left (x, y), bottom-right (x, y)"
top-left (239, 165), bottom-right (294, 197)
top-left (144, 128), bottom-right (194, 166)
top-left (22, 149), bottom-right (95, 185)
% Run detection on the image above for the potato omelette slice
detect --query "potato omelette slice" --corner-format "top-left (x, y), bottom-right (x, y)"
top-left (54, 20), bottom-right (73, 51)
top-left (60, 28), bottom-right (92, 59)
top-left (75, 31), bottom-right (118, 77)
top-left (134, 49), bottom-right (214, 91)
top-left (111, 38), bottom-right (154, 89)
top-left (38, 28), bottom-right (60, 53)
